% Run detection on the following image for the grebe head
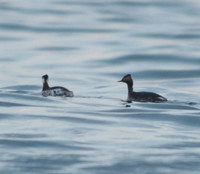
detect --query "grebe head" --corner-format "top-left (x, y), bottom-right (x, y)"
top-left (42, 74), bottom-right (49, 82)
top-left (118, 74), bottom-right (132, 83)
top-left (118, 74), bottom-right (134, 91)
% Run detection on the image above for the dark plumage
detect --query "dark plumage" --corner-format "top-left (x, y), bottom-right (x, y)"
top-left (118, 74), bottom-right (167, 102)
top-left (42, 74), bottom-right (74, 97)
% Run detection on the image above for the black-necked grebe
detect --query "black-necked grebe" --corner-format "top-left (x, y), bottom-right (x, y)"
top-left (118, 74), bottom-right (167, 102)
top-left (42, 74), bottom-right (74, 97)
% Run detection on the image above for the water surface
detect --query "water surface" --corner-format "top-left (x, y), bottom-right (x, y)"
top-left (0, 0), bottom-right (200, 174)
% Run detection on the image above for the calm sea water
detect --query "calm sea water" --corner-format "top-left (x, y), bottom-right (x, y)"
top-left (0, 0), bottom-right (200, 174)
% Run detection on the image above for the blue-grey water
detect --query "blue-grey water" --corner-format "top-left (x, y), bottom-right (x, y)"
top-left (0, 0), bottom-right (200, 174)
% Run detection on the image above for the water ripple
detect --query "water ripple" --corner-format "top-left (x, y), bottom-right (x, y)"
top-left (36, 46), bottom-right (78, 52)
top-left (0, 5), bottom-right (75, 15)
top-left (139, 33), bottom-right (200, 40)
top-left (94, 54), bottom-right (200, 65)
top-left (0, 23), bottom-right (120, 33)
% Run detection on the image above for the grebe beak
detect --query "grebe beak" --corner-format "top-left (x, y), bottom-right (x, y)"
top-left (118, 80), bottom-right (123, 82)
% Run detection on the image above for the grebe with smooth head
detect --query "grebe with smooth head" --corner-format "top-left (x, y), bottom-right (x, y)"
top-left (42, 74), bottom-right (74, 97)
top-left (118, 74), bottom-right (167, 102)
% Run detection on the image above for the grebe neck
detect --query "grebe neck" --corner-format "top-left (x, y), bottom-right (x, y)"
top-left (126, 80), bottom-right (133, 94)
top-left (43, 81), bottom-right (50, 91)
